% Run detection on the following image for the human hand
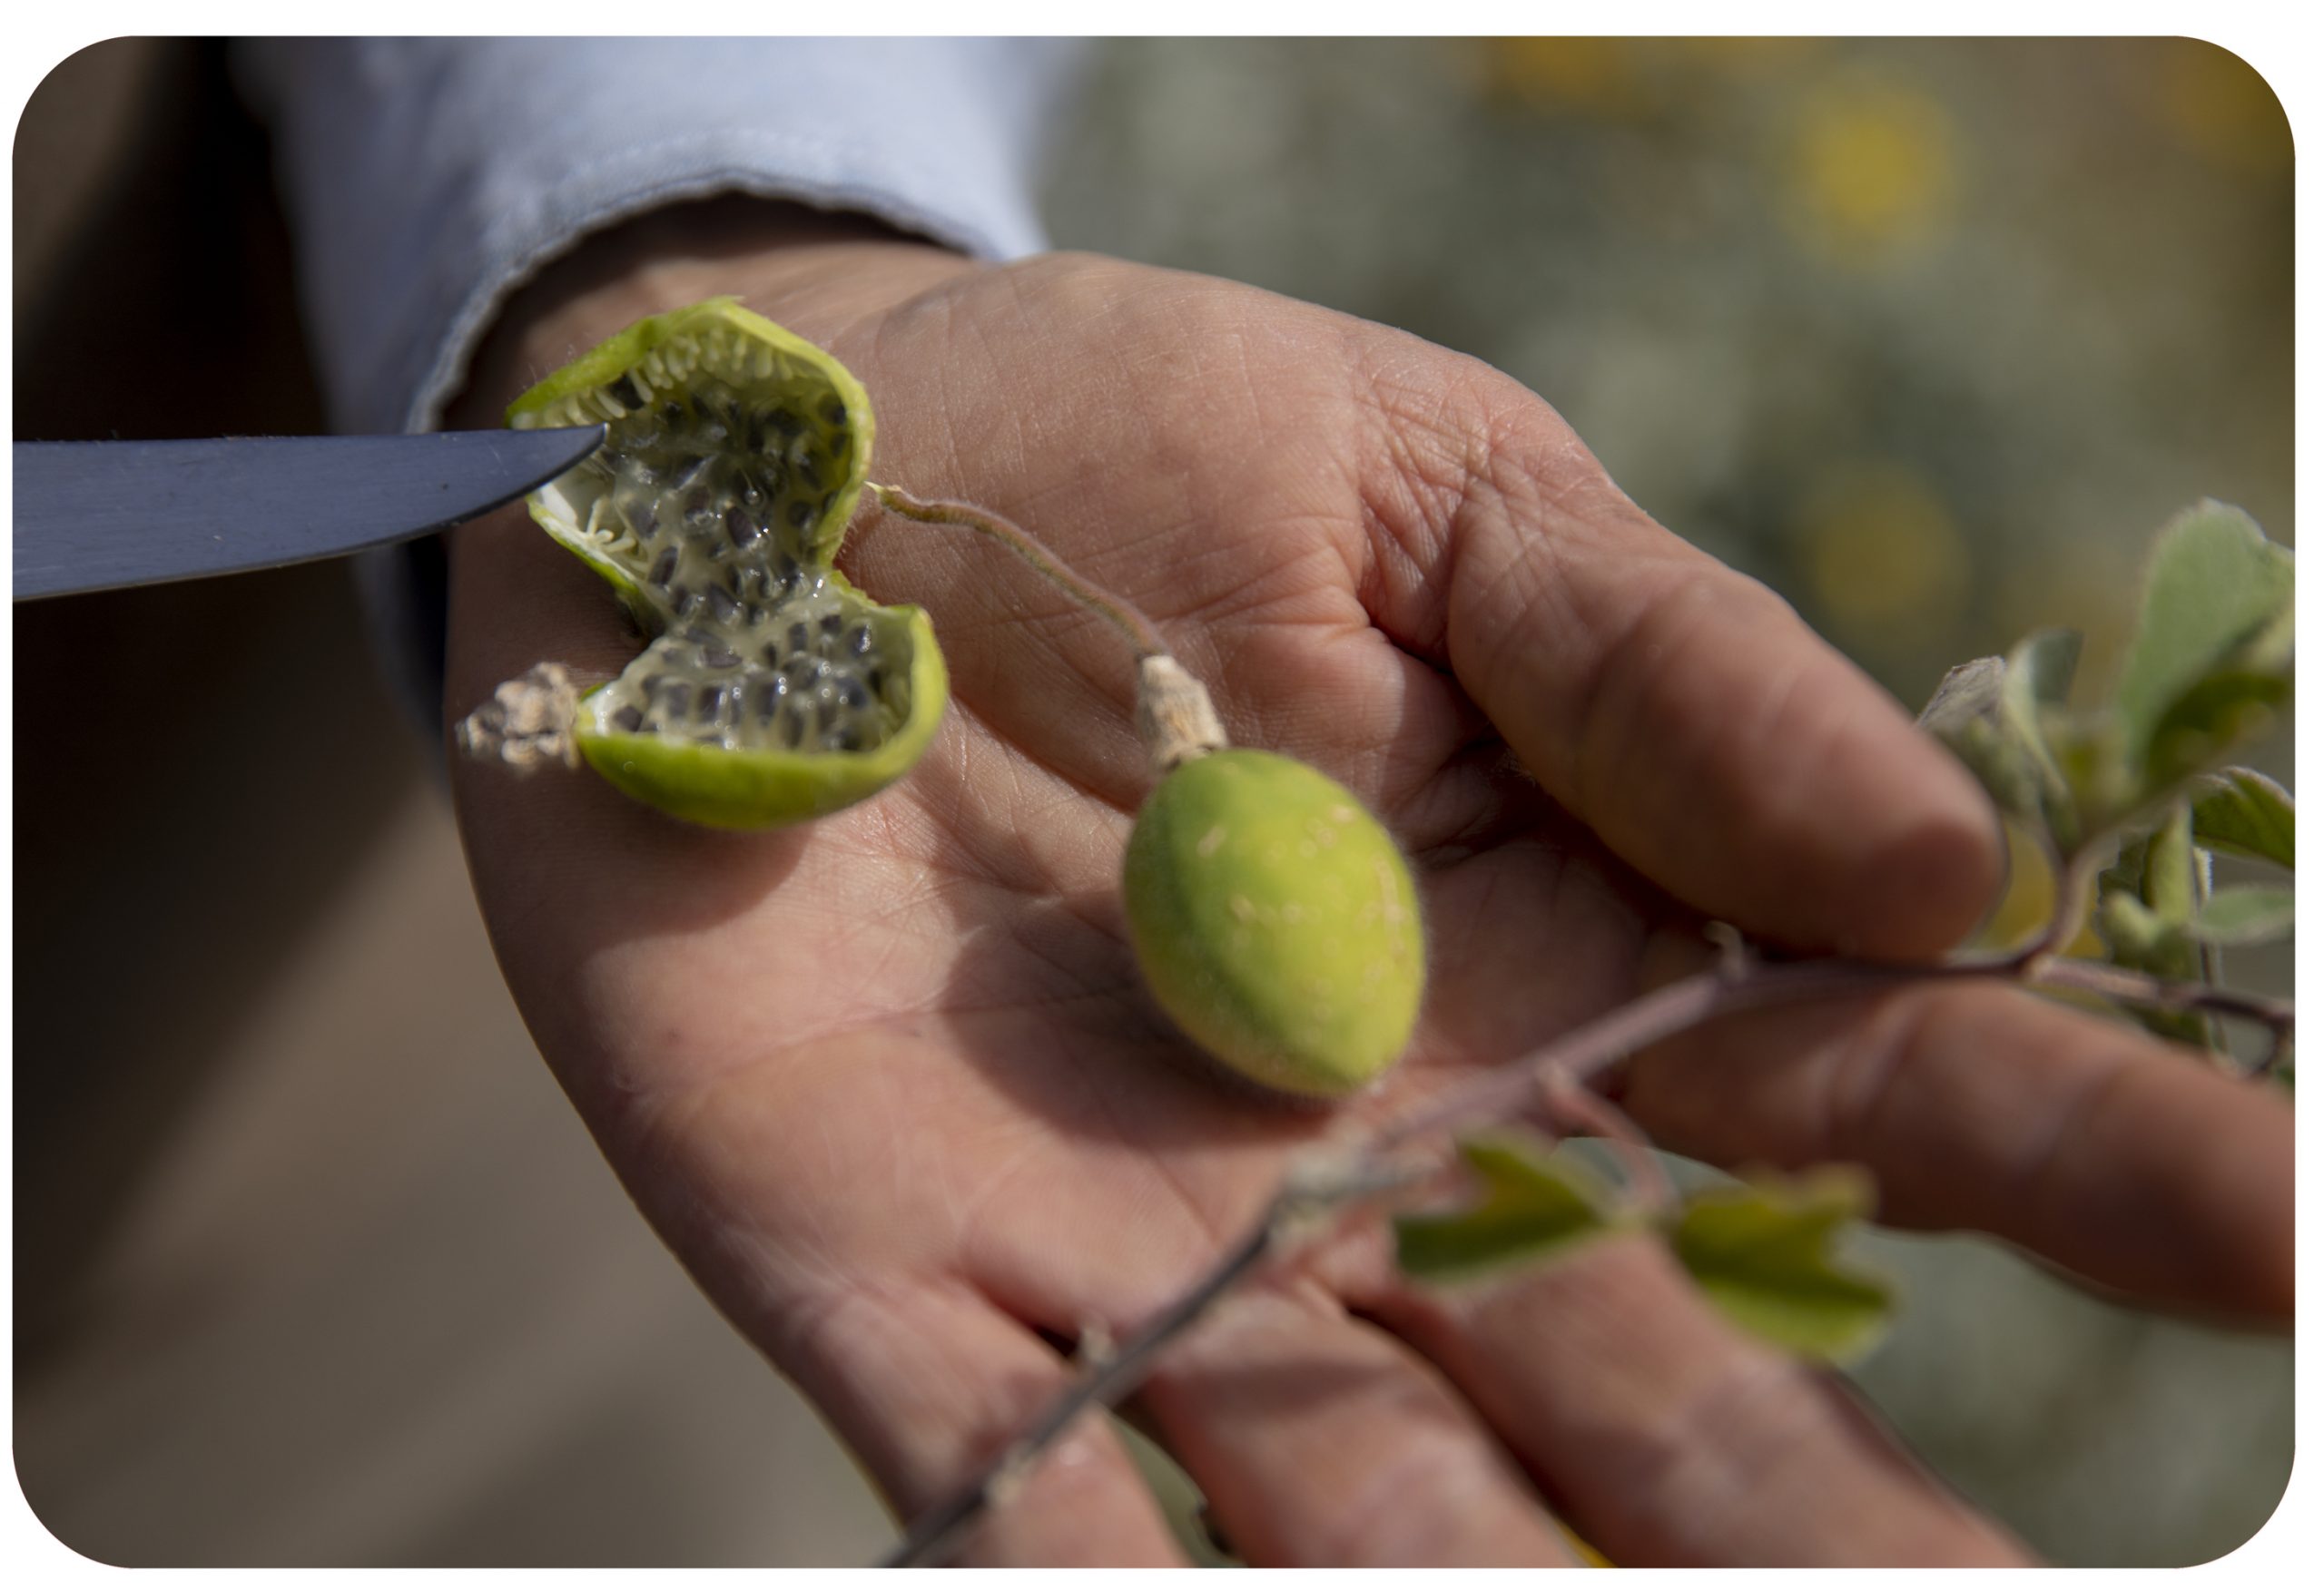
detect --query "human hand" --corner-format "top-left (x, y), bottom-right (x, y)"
top-left (441, 202), bottom-right (2292, 1565)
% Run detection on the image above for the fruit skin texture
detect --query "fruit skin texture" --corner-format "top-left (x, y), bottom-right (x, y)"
top-left (500, 296), bottom-right (944, 829)
top-left (1124, 750), bottom-right (1425, 1099)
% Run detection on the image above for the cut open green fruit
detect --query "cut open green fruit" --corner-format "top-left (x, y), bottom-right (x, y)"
top-left (506, 298), bottom-right (946, 829)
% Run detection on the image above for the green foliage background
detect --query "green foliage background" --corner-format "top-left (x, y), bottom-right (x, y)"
top-left (1042, 37), bottom-right (2292, 1566)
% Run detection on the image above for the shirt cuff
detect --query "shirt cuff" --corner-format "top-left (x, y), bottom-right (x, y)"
top-left (233, 37), bottom-right (1082, 751)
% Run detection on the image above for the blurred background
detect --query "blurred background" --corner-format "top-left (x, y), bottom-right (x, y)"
top-left (13, 36), bottom-right (2292, 1567)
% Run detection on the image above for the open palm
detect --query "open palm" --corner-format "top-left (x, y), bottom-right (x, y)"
top-left (443, 225), bottom-right (2290, 1566)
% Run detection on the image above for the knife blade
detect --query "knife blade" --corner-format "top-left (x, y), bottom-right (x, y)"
top-left (10, 426), bottom-right (607, 601)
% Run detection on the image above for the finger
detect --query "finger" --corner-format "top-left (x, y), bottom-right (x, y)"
top-left (1358, 375), bottom-right (2000, 960)
top-left (783, 1278), bottom-right (1184, 1565)
top-left (1133, 1283), bottom-right (1577, 1565)
top-left (1353, 1230), bottom-right (2030, 1566)
top-left (1614, 936), bottom-right (2295, 1322)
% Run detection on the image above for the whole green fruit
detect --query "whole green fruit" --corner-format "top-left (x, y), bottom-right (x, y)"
top-left (505, 298), bottom-right (945, 829)
top-left (1123, 749), bottom-right (1425, 1098)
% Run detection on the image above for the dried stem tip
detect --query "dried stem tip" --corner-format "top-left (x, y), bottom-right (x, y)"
top-left (1136, 653), bottom-right (1228, 776)
top-left (456, 662), bottom-right (582, 771)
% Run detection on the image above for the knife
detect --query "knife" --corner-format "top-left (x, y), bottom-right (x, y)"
top-left (10, 426), bottom-right (607, 601)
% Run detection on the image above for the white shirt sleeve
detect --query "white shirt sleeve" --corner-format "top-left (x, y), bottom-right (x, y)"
top-left (234, 36), bottom-right (1080, 434)
top-left (231, 37), bottom-right (1083, 744)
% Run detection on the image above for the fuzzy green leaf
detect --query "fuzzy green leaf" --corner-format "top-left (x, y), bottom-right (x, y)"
top-left (2115, 501), bottom-right (2294, 754)
top-left (1919, 644), bottom-right (2081, 848)
top-left (1664, 1169), bottom-right (1894, 1363)
top-left (2190, 769), bottom-right (2294, 870)
top-left (2187, 885), bottom-right (2297, 947)
top-left (2142, 670), bottom-right (2291, 795)
top-left (2142, 800), bottom-right (2201, 927)
top-left (1393, 1131), bottom-right (1620, 1284)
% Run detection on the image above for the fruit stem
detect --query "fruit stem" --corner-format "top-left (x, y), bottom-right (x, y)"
top-left (871, 482), bottom-right (1227, 775)
top-left (870, 483), bottom-right (1171, 661)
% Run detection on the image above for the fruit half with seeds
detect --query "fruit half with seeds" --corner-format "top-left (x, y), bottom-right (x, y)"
top-left (506, 298), bottom-right (945, 829)
top-left (1123, 750), bottom-right (1425, 1099)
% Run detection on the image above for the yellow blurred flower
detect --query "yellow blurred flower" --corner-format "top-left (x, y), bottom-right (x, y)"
top-left (2152, 39), bottom-right (2290, 176)
top-left (1791, 460), bottom-right (1971, 653)
top-left (1477, 37), bottom-right (1659, 118)
top-left (1781, 74), bottom-right (1957, 266)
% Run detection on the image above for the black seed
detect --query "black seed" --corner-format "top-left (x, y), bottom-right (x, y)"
top-left (662, 682), bottom-right (691, 714)
top-left (676, 456), bottom-right (714, 491)
top-left (673, 589), bottom-right (699, 617)
top-left (822, 399), bottom-right (847, 427)
top-left (702, 643), bottom-right (742, 670)
top-left (726, 506), bottom-right (762, 550)
top-left (845, 621), bottom-right (873, 657)
top-left (609, 373), bottom-right (645, 408)
top-left (787, 499), bottom-right (815, 532)
top-left (684, 624), bottom-right (721, 645)
top-left (780, 705), bottom-right (806, 749)
top-left (772, 408), bottom-right (803, 438)
top-left (834, 723), bottom-right (864, 752)
top-left (836, 675), bottom-right (870, 712)
top-left (706, 586), bottom-right (739, 624)
top-left (866, 665), bottom-right (885, 696)
top-left (650, 547), bottom-right (678, 586)
top-left (696, 684), bottom-right (724, 722)
top-left (612, 704), bottom-right (644, 732)
top-left (761, 642), bottom-right (783, 667)
top-left (816, 693), bottom-right (840, 731)
top-left (787, 620), bottom-right (809, 653)
top-left (820, 613), bottom-right (843, 636)
top-left (752, 679), bottom-right (782, 721)
top-left (820, 491), bottom-right (840, 521)
top-left (662, 400), bottom-right (684, 425)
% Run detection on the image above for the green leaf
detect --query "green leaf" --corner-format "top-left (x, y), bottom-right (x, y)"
top-left (2009, 626), bottom-right (2083, 710)
top-left (1393, 1131), bottom-right (1621, 1284)
top-left (2142, 800), bottom-right (2200, 927)
top-left (2187, 884), bottom-right (2297, 947)
top-left (2090, 802), bottom-right (2214, 1045)
top-left (2142, 669), bottom-right (2291, 795)
top-left (2115, 501), bottom-right (2294, 754)
top-left (2190, 768), bottom-right (2294, 870)
top-left (1663, 1168), bottom-right (1894, 1363)
top-left (1918, 640), bottom-right (2083, 849)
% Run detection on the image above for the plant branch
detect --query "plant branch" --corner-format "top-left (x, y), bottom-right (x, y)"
top-left (880, 1152), bottom-right (1420, 1567)
top-left (880, 949), bottom-right (2016, 1564)
top-left (2028, 956), bottom-right (2294, 1067)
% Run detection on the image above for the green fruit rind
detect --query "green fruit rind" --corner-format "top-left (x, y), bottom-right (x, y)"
top-left (506, 296), bottom-right (875, 590)
top-left (576, 602), bottom-right (947, 830)
top-left (1124, 750), bottom-right (1425, 1098)
top-left (497, 296), bottom-right (942, 830)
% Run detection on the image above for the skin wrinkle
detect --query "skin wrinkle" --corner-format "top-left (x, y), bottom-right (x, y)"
top-left (1565, 567), bottom-right (1727, 826)
top-left (2003, 1035), bottom-right (2152, 1251)
top-left (1816, 987), bottom-right (1931, 1177)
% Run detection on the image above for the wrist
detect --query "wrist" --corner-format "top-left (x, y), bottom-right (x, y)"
top-left (445, 194), bottom-right (977, 429)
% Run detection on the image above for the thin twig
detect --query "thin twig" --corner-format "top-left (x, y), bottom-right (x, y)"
top-left (2028, 957), bottom-right (2295, 1045)
top-left (1536, 1073), bottom-right (1675, 1218)
top-left (881, 1153), bottom-right (1421, 1567)
top-left (871, 483), bottom-right (1172, 661)
top-left (881, 952), bottom-right (2004, 1564)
